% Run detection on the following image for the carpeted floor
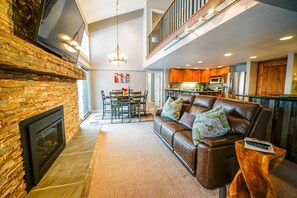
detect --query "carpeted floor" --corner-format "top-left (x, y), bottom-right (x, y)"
top-left (88, 113), bottom-right (154, 126)
top-left (85, 122), bottom-right (219, 198)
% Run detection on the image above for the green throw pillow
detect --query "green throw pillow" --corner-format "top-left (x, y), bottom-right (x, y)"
top-left (161, 97), bottom-right (183, 120)
top-left (192, 106), bottom-right (230, 145)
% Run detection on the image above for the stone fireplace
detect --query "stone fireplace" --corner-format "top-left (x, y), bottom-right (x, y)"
top-left (20, 106), bottom-right (66, 192)
top-left (0, 0), bottom-right (85, 196)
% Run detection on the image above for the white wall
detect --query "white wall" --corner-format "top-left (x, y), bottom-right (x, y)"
top-left (91, 70), bottom-right (146, 110)
top-left (90, 16), bottom-right (146, 111)
top-left (90, 17), bottom-right (143, 70)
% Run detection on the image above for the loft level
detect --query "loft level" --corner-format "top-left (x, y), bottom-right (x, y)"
top-left (147, 0), bottom-right (238, 59)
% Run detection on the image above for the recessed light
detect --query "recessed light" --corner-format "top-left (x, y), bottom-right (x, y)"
top-left (205, 68), bottom-right (209, 70)
top-left (177, 67), bottom-right (181, 68)
top-left (280, 36), bottom-right (293, 41)
top-left (197, 61), bottom-right (203, 64)
top-left (218, 65), bottom-right (222, 68)
top-left (184, 28), bottom-right (191, 33)
top-left (186, 64), bottom-right (190, 67)
top-left (198, 17), bottom-right (204, 22)
top-left (224, 53), bottom-right (232, 57)
top-left (208, 9), bottom-right (215, 14)
top-left (195, 67), bottom-right (198, 69)
top-left (250, 56), bottom-right (257, 59)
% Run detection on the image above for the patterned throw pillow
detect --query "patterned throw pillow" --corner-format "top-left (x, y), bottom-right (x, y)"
top-left (161, 97), bottom-right (183, 120)
top-left (192, 106), bottom-right (230, 145)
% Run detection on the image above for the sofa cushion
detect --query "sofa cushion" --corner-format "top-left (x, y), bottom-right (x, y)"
top-left (161, 97), bottom-right (183, 120)
top-left (179, 112), bottom-right (196, 129)
top-left (213, 98), bottom-right (261, 136)
top-left (161, 122), bottom-right (189, 148)
top-left (173, 130), bottom-right (197, 173)
top-left (189, 95), bottom-right (217, 115)
top-left (192, 107), bottom-right (231, 145)
top-left (153, 116), bottom-right (174, 134)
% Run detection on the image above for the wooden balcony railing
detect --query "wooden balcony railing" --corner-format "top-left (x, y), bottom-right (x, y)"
top-left (147, 0), bottom-right (232, 59)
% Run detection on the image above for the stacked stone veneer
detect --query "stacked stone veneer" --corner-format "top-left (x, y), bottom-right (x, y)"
top-left (0, 0), bottom-right (85, 197)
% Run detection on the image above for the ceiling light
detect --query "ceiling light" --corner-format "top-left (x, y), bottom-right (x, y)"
top-left (197, 61), bottom-right (203, 64)
top-left (250, 56), bottom-right (257, 59)
top-left (208, 9), bottom-right (215, 14)
top-left (280, 36), bottom-right (293, 41)
top-left (224, 53), bottom-right (232, 57)
top-left (195, 67), bottom-right (198, 69)
top-left (198, 17), bottom-right (204, 22)
top-left (205, 68), bottom-right (209, 70)
top-left (184, 28), bottom-right (190, 33)
top-left (108, 0), bottom-right (128, 66)
top-left (186, 64), bottom-right (190, 66)
top-left (218, 65), bottom-right (222, 68)
top-left (177, 67), bottom-right (181, 68)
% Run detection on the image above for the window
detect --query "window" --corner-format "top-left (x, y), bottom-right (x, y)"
top-left (80, 31), bottom-right (90, 59)
top-left (77, 66), bottom-right (91, 120)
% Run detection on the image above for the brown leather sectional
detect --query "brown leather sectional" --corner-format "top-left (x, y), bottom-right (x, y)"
top-left (153, 94), bottom-right (271, 189)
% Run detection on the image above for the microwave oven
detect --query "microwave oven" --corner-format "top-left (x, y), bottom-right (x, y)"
top-left (210, 76), bottom-right (223, 83)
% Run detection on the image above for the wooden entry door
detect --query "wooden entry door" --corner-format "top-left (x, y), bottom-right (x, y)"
top-left (256, 58), bottom-right (287, 95)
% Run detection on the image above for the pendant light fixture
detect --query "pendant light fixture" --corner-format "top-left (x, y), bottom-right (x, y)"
top-left (107, 0), bottom-right (128, 66)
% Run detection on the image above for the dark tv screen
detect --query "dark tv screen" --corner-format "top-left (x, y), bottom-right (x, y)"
top-left (36, 0), bottom-right (85, 62)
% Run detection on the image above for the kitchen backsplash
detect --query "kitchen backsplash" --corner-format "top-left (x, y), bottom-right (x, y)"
top-left (169, 82), bottom-right (222, 91)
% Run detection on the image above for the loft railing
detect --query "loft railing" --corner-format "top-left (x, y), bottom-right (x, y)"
top-left (147, 0), bottom-right (230, 59)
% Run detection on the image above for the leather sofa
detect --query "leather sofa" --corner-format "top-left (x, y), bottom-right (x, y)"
top-left (153, 94), bottom-right (271, 189)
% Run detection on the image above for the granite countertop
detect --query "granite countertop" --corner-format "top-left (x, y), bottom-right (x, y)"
top-left (236, 94), bottom-right (297, 101)
top-left (165, 89), bottom-right (220, 93)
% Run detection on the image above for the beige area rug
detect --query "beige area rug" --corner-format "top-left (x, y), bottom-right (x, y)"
top-left (88, 113), bottom-right (153, 126)
top-left (85, 122), bottom-right (218, 198)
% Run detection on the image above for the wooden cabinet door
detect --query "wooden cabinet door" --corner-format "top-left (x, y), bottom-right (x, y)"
top-left (192, 70), bottom-right (201, 82)
top-left (170, 69), bottom-right (179, 83)
top-left (210, 69), bottom-right (218, 76)
top-left (221, 67), bottom-right (230, 75)
top-left (183, 69), bottom-right (193, 82)
top-left (201, 70), bottom-right (210, 83)
top-left (256, 58), bottom-right (287, 95)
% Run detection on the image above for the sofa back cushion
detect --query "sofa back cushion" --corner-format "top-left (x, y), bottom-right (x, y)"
top-left (189, 95), bottom-right (217, 115)
top-left (212, 98), bottom-right (261, 136)
top-left (178, 94), bottom-right (196, 116)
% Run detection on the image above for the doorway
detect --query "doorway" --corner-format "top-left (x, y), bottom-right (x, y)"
top-left (147, 71), bottom-right (163, 108)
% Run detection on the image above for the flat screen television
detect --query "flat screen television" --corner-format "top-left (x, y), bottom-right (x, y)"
top-left (35, 0), bottom-right (85, 63)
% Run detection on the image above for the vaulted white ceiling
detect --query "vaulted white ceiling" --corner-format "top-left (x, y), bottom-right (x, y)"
top-left (77, 0), bottom-right (146, 23)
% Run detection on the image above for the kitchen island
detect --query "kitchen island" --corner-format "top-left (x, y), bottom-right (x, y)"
top-left (165, 89), bottom-right (221, 99)
top-left (237, 94), bottom-right (297, 164)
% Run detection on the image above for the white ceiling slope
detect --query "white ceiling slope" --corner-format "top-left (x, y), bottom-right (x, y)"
top-left (77, 0), bottom-right (146, 23)
top-left (145, 2), bottom-right (297, 70)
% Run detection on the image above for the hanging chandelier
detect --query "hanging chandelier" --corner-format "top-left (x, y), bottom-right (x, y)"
top-left (108, 0), bottom-right (128, 66)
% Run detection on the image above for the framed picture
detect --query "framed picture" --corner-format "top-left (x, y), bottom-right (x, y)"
top-left (114, 73), bottom-right (130, 83)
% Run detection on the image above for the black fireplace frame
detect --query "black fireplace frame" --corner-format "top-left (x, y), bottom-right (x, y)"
top-left (20, 105), bottom-right (65, 192)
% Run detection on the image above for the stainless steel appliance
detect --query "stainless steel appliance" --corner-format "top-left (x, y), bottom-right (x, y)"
top-left (223, 72), bottom-right (246, 99)
top-left (210, 76), bottom-right (223, 84)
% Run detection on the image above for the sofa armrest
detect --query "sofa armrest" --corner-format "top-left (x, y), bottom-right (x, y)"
top-left (200, 134), bottom-right (245, 148)
top-left (154, 108), bottom-right (163, 116)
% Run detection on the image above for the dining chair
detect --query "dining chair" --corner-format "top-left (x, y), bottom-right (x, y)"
top-left (128, 91), bottom-right (142, 122)
top-left (109, 91), bottom-right (123, 123)
top-left (140, 90), bottom-right (148, 115)
top-left (101, 90), bottom-right (111, 119)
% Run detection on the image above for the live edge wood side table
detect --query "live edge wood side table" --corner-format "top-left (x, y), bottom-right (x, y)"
top-left (228, 140), bottom-right (286, 198)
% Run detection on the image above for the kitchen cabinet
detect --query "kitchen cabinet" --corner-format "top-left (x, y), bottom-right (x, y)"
top-left (183, 69), bottom-right (193, 82)
top-left (192, 70), bottom-right (201, 82)
top-left (170, 69), bottom-right (193, 82)
top-left (170, 69), bottom-right (181, 82)
top-left (169, 67), bottom-right (229, 83)
top-left (210, 67), bottom-right (230, 76)
top-left (200, 70), bottom-right (210, 83)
